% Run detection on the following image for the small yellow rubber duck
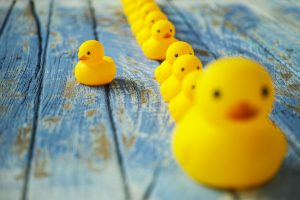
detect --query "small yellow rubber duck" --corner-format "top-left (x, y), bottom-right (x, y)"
top-left (142, 20), bottom-right (177, 60)
top-left (74, 40), bottom-right (116, 86)
top-left (128, 0), bottom-right (154, 25)
top-left (172, 56), bottom-right (287, 189)
top-left (131, 2), bottom-right (160, 36)
top-left (136, 11), bottom-right (167, 46)
top-left (155, 41), bottom-right (194, 85)
top-left (160, 54), bottom-right (202, 102)
top-left (169, 71), bottom-right (201, 122)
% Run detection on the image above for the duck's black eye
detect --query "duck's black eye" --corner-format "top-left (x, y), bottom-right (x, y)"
top-left (151, 20), bottom-right (155, 23)
top-left (191, 85), bottom-right (195, 89)
top-left (170, 29), bottom-right (173, 32)
top-left (87, 51), bottom-right (90, 55)
top-left (261, 86), bottom-right (269, 98)
top-left (197, 66), bottom-right (200, 70)
top-left (175, 54), bottom-right (178, 58)
top-left (189, 52), bottom-right (192, 55)
top-left (145, 11), bottom-right (149, 14)
top-left (213, 90), bottom-right (221, 99)
top-left (181, 67), bottom-right (184, 72)
top-left (157, 29), bottom-right (160, 33)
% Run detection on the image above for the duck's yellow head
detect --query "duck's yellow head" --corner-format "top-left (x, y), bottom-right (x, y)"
top-left (172, 54), bottom-right (202, 81)
top-left (78, 40), bottom-right (104, 61)
top-left (139, 2), bottom-right (160, 19)
top-left (195, 56), bottom-right (275, 124)
top-left (145, 11), bottom-right (167, 30)
top-left (182, 71), bottom-right (201, 100)
top-left (166, 41), bottom-right (194, 64)
top-left (151, 20), bottom-right (175, 40)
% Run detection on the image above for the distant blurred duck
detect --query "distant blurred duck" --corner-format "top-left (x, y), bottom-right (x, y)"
top-left (160, 54), bottom-right (202, 102)
top-left (136, 11), bottom-right (167, 46)
top-left (155, 41), bottom-right (194, 84)
top-left (169, 71), bottom-right (201, 122)
top-left (142, 20), bottom-right (177, 60)
top-left (127, 0), bottom-right (155, 25)
top-left (131, 2), bottom-right (160, 35)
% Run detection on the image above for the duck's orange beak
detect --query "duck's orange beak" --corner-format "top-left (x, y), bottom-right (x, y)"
top-left (163, 33), bottom-right (172, 38)
top-left (79, 55), bottom-right (88, 60)
top-left (228, 102), bottom-right (258, 121)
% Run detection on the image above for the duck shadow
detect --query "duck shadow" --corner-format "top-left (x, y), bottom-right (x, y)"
top-left (109, 77), bottom-right (143, 92)
top-left (234, 163), bottom-right (300, 199)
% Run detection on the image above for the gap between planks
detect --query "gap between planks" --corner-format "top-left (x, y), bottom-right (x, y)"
top-left (87, 0), bottom-right (131, 199)
top-left (22, 0), bottom-right (54, 199)
top-left (0, 0), bottom-right (16, 37)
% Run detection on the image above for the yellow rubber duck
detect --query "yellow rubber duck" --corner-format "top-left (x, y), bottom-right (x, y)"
top-left (169, 71), bottom-right (201, 122)
top-left (172, 56), bottom-right (287, 189)
top-left (131, 2), bottom-right (160, 36)
top-left (121, 0), bottom-right (134, 7)
top-left (155, 41), bottom-right (194, 85)
top-left (74, 40), bottom-right (116, 86)
top-left (128, 0), bottom-right (154, 25)
top-left (142, 20), bottom-right (177, 60)
top-left (160, 54), bottom-right (202, 102)
top-left (136, 11), bottom-right (167, 46)
top-left (123, 0), bottom-right (136, 16)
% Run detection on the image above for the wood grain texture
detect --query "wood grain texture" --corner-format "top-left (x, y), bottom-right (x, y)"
top-left (211, 0), bottom-right (300, 79)
top-left (0, 0), bottom-right (299, 199)
top-left (91, 1), bottom-right (234, 200)
top-left (0, 0), bottom-right (41, 199)
top-left (24, 0), bottom-right (125, 200)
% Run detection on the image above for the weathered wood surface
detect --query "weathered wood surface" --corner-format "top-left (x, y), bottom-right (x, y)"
top-left (0, 0), bottom-right (299, 200)
top-left (25, 0), bottom-right (126, 200)
top-left (0, 0), bottom-right (42, 199)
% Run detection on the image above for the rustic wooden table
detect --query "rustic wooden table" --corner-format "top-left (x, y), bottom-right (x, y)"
top-left (0, 0), bottom-right (299, 199)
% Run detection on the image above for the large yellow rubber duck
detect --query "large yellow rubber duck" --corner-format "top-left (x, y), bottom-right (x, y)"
top-left (169, 71), bottom-right (201, 122)
top-left (172, 56), bottom-right (287, 189)
top-left (136, 11), bottom-right (167, 46)
top-left (131, 2), bottom-right (160, 35)
top-left (160, 54), bottom-right (202, 102)
top-left (74, 40), bottom-right (116, 86)
top-left (155, 41), bottom-right (194, 85)
top-left (143, 20), bottom-right (177, 60)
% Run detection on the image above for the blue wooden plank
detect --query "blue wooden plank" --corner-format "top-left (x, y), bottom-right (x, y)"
top-left (211, 0), bottom-right (300, 79)
top-left (92, 1), bottom-right (173, 199)
top-left (92, 0), bottom-right (233, 199)
top-left (0, 0), bottom-right (40, 199)
top-left (25, 0), bottom-right (125, 199)
top-left (240, 0), bottom-right (300, 35)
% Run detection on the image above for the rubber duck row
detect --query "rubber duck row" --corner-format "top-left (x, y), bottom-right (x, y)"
top-left (121, 0), bottom-right (288, 190)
